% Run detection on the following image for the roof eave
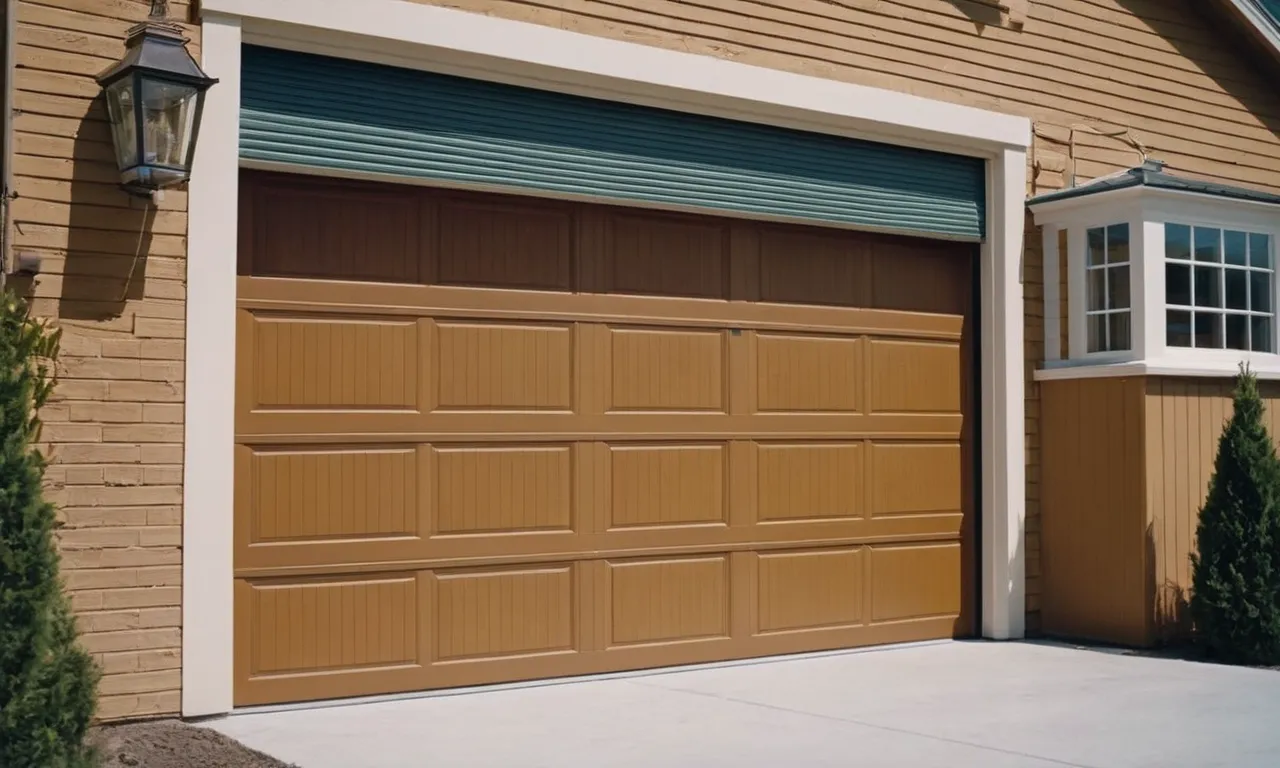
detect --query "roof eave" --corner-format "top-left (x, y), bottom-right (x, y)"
top-left (1215, 0), bottom-right (1280, 69)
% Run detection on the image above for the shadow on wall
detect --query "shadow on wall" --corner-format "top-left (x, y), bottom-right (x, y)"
top-left (38, 90), bottom-right (154, 320)
top-left (1112, 0), bottom-right (1280, 179)
top-left (1147, 522), bottom-right (1191, 645)
top-left (946, 0), bottom-right (1006, 31)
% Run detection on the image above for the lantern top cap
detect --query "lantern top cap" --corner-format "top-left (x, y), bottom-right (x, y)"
top-left (96, 20), bottom-right (218, 89)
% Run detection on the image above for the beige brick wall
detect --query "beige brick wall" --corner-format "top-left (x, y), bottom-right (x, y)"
top-left (11, 0), bottom-right (197, 721)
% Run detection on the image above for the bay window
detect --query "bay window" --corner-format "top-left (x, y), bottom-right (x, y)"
top-left (1030, 160), bottom-right (1280, 380)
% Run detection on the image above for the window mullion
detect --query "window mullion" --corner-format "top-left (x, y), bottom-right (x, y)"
top-left (1189, 241), bottom-right (1197, 349)
top-left (1104, 260), bottom-right (1111, 350)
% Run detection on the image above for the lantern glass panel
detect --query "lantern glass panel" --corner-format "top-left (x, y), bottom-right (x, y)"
top-left (104, 78), bottom-right (138, 171)
top-left (140, 77), bottom-right (199, 170)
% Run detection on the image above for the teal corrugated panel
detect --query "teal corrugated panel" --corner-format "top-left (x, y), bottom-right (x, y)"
top-left (240, 45), bottom-right (986, 240)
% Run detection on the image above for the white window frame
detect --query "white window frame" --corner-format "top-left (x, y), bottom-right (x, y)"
top-left (1082, 222), bottom-right (1133, 356)
top-left (1162, 221), bottom-right (1276, 355)
top-left (1033, 184), bottom-right (1280, 381)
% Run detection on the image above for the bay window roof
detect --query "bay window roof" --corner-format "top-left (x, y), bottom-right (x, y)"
top-left (1030, 160), bottom-right (1280, 209)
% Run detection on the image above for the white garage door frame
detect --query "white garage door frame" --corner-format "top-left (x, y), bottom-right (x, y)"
top-left (183, 0), bottom-right (1031, 717)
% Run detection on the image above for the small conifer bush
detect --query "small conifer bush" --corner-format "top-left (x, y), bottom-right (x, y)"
top-left (0, 291), bottom-right (98, 767)
top-left (1190, 366), bottom-right (1280, 665)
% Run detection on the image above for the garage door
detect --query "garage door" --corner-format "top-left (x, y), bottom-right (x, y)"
top-left (233, 170), bottom-right (976, 706)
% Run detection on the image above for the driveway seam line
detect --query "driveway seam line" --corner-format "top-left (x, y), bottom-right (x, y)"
top-left (625, 679), bottom-right (1100, 768)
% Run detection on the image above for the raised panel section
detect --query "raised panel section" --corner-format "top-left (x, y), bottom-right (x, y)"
top-left (245, 575), bottom-right (418, 675)
top-left (756, 334), bottom-right (861, 413)
top-left (608, 557), bottom-right (728, 645)
top-left (438, 199), bottom-right (573, 290)
top-left (870, 544), bottom-right (962, 622)
top-left (434, 445), bottom-right (573, 534)
top-left (609, 328), bottom-right (724, 412)
top-left (250, 184), bottom-right (418, 282)
top-left (435, 566), bottom-right (574, 661)
top-left (757, 443), bottom-right (863, 522)
top-left (869, 340), bottom-right (961, 413)
top-left (249, 447), bottom-right (418, 542)
top-left (758, 549), bottom-right (864, 632)
top-left (609, 444), bottom-right (726, 528)
top-left (759, 229), bottom-right (868, 307)
top-left (609, 213), bottom-right (727, 299)
top-left (871, 443), bottom-right (962, 516)
top-left (435, 322), bottom-right (572, 410)
top-left (251, 316), bottom-right (418, 409)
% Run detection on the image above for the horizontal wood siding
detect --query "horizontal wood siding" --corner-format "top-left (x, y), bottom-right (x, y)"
top-left (1040, 376), bottom-right (1148, 646)
top-left (12, 0), bottom-right (198, 721)
top-left (401, 0), bottom-right (1280, 630)
top-left (1142, 378), bottom-right (1280, 643)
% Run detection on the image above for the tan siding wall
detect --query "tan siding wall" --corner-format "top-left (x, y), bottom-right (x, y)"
top-left (1142, 379), bottom-right (1280, 643)
top-left (405, 0), bottom-right (1280, 628)
top-left (1040, 376), bottom-right (1149, 646)
top-left (13, 0), bottom-right (197, 721)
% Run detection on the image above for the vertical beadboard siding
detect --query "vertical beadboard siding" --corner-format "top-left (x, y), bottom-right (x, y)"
top-left (12, 0), bottom-right (198, 721)
top-left (1142, 378), bottom-right (1280, 643)
top-left (1040, 377), bottom-right (1149, 646)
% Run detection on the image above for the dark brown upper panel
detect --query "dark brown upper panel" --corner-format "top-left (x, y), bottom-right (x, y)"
top-left (241, 173), bottom-right (421, 283)
top-left (239, 170), bottom-right (972, 317)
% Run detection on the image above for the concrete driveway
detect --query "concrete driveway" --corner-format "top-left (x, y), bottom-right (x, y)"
top-left (210, 641), bottom-right (1280, 768)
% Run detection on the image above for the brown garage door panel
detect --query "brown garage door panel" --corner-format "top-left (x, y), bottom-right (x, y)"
top-left (234, 545), bottom-right (963, 706)
top-left (234, 174), bottom-right (975, 707)
top-left (235, 438), bottom-right (963, 571)
top-left (235, 307), bottom-right (963, 439)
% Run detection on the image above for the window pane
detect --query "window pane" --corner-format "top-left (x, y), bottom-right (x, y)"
top-left (1253, 316), bottom-right (1274, 353)
top-left (1087, 227), bottom-right (1106, 267)
top-left (1166, 263), bottom-right (1191, 306)
top-left (1251, 233), bottom-right (1272, 268)
top-left (1168, 310), bottom-right (1193, 347)
top-left (1107, 224), bottom-right (1130, 264)
top-left (1252, 271), bottom-right (1273, 313)
top-left (105, 79), bottom-right (139, 171)
top-left (1226, 268), bottom-right (1248, 310)
top-left (1087, 269), bottom-right (1106, 311)
top-left (1227, 314), bottom-right (1249, 350)
top-left (1166, 223), bottom-right (1192, 261)
top-left (1087, 314), bottom-right (1106, 353)
top-left (1194, 266), bottom-right (1222, 307)
top-left (1109, 312), bottom-right (1131, 351)
top-left (140, 79), bottom-right (199, 168)
top-left (1109, 265), bottom-right (1130, 310)
top-left (1195, 227), bottom-right (1222, 262)
top-left (1225, 230), bottom-right (1248, 266)
top-left (1195, 312), bottom-right (1224, 349)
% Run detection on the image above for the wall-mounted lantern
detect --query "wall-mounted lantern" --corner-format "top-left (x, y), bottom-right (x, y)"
top-left (96, 1), bottom-right (218, 198)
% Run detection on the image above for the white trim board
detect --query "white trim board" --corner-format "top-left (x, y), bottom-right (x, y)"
top-left (183, 13), bottom-right (241, 719)
top-left (1036, 359), bottom-right (1280, 381)
top-left (185, 0), bottom-right (1031, 716)
top-left (201, 0), bottom-right (1028, 154)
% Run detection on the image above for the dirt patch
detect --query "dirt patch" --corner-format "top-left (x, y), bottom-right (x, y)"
top-left (91, 720), bottom-right (297, 768)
